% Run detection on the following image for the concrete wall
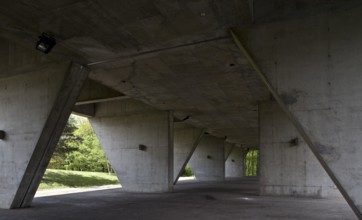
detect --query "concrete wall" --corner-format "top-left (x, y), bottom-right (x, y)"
top-left (0, 64), bottom-right (67, 209)
top-left (0, 40), bottom-right (76, 209)
top-left (90, 99), bottom-right (173, 192)
top-left (189, 135), bottom-right (225, 181)
top-left (259, 102), bottom-right (340, 198)
top-left (225, 147), bottom-right (244, 178)
top-left (244, 4), bottom-right (362, 214)
top-left (173, 123), bottom-right (203, 182)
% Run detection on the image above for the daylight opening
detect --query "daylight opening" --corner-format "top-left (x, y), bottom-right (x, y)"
top-left (37, 114), bottom-right (120, 195)
top-left (245, 149), bottom-right (259, 176)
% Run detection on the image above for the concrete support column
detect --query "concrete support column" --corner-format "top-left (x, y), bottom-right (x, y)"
top-left (173, 123), bottom-right (204, 184)
top-left (89, 99), bottom-right (174, 192)
top-left (225, 146), bottom-right (245, 178)
top-left (189, 135), bottom-right (225, 181)
top-left (224, 143), bottom-right (235, 162)
top-left (259, 102), bottom-right (340, 198)
top-left (231, 6), bottom-right (362, 216)
top-left (0, 58), bottom-right (88, 209)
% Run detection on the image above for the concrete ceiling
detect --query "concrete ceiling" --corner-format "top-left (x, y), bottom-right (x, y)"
top-left (5, 0), bottom-right (339, 146)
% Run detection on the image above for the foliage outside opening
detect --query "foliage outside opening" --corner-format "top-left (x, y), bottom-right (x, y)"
top-left (245, 149), bottom-right (259, 176)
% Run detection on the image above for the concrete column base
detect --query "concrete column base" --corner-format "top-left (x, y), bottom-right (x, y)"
top-left (225, 147), bottom-right (245, 178)
top-left (173, 123), bottom-right (204, 183)
top-left (0, 59), bottom-right (87, 209)
top-left (259, 102), bottom-right (340, 198)
top-left (189, 135), bottom-right (225, 181)
top-left (90, 99), bottom-right (173, 192)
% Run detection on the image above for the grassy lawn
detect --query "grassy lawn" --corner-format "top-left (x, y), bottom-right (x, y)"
top-left (38, 169), bottom-right (120, 190)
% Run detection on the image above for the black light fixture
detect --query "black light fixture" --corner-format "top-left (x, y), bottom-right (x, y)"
top-left (36, 33), bottom-right (56, 54)
top-left (289, 137), bottom-right (299, 147)
top-left (139, 144), bottom-right (147, 151)
top-left (0, 130), bottom-right (5, 140)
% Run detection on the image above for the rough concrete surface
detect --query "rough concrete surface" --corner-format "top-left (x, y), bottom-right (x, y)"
top-left (0, 178), bottom-right (356, 220)
top-left (225, 147), bottom-right (245, 178)
top-left (189, 135), bottom-right (225, 181)
top-left (245, 4), bottom-right (362, 214)
top-left (90, 99), bottom-right (173, 192)
top-left (173, 124), bottom-right (204, 181)
top-left (0, 0), bottom-right (362, 218)
top-left (0, 61), bottom-right (73, 209)
top-left (259, 102), bottom-right (340, 198)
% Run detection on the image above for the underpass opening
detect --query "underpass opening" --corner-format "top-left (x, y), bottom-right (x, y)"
top-left (36, 114), bottom-right (120, 196)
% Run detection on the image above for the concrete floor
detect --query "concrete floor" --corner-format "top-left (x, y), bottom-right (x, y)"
top-left (0, 178), bottom-right (357, 220)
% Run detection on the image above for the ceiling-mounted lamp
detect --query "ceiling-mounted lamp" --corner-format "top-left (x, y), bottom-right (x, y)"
top-left (36, 33), bottom-right (56, 54)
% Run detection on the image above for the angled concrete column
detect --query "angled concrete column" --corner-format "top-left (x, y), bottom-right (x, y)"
top-left (0, 57), bottom-right (88, 209)
top-left (231, 7), bottom-right (362, 216)
top-left (225, 146), bottom-right (245, 178)
top-left (224, 143), bottom-right (235, 162)
top-left (189, 135), bottom-right (225, 181)
top-left (173, 123), bottom-right (204, 184)
top-left (259, 102), bottom-right (340, 198)
top-left (89, 99), bottom-right (173, 192)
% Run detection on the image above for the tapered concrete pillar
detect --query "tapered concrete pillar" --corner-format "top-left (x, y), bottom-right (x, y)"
top-left (189, 135), bottom-right (225, 181)
top-left (225, 146), bottom-right (245, 178)
top-left (0, 38), bottom-right (88, 209)
top-left (89, 99), bottom-right (174, 192)
top-left (259, 102), bottom-right (340, 198)
top-left (231, 4), bottom-right (362, 217)
top-left (173, 123), bottom-right (204, 183)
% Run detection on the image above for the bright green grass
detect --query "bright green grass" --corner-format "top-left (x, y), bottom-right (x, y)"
top-left (38, 169), bottom-right (120, 190)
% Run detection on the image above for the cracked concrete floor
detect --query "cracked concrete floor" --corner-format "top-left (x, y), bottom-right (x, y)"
top-left (0, 178), bottom-right (356, 220)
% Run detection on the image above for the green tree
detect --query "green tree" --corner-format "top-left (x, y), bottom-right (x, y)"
top-left (49, 116), bottom-right (81, 169)
top-left (180, 164), bottom-right (194, 177)
top-left (65, 119), bottom-right (113, 173)
top-left (245, 149), bottom-right (259, 176)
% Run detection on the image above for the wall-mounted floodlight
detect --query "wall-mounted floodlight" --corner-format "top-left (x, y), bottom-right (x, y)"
top-left (36, 33), bottom-right (56, 54)
top-left (207, 155), bottom-right (212, 159)
top-left (0, 131), bottom-right (5, 140)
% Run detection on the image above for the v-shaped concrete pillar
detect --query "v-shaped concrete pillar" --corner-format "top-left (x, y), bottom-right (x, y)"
top-left (173, 123), bottom-right (204, 184)
top-left (189, 135), bottom-right (225, 181)
top-left (225, 145), bottom-right (245, 178)
top-left (0, 54), bottom-right (88, 208)
top-left (231, 5), bottom-right (362, 218)
top-left (259, 102), bottom-right (340, 198)
top-left (90, 99), bottom-right (174, 192)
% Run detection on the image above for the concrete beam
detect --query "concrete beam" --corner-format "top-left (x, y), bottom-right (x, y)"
top-left (173, 124), bottom-right (205, 184)
top-left (76, 78), bottom-right (126, 105)
top-left (0, 62), bottom-right (88, 209)
top-left (73, 104), bottom-right (95, 117)
top-left (90, 99), bottom-right (174, 192)
top-left (248, 0), bottom-right (254, 23)
top-left (230, 6), bottom-right (362, 217)
top-left (189, 135), bottom-right (225, 181)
